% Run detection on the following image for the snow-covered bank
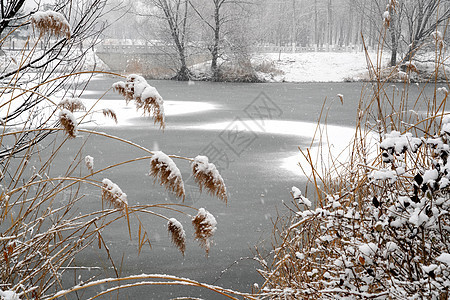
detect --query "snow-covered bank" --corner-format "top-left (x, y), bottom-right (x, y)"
top-left (194, 50), bottom-right (449, 83)
top-left (253, 52), bottom-right (375, 82)
top-left (192, 51), bottom-right (391, 83)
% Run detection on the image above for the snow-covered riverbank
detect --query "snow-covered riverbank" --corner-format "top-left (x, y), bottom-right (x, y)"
top-left (253, 52), bottom-right (381, 82)
top-left (192, 51), bottom-right (390, 83)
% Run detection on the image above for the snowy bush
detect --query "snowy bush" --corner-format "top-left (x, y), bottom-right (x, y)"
top-left (260, 128), bottom-right (450, 297)
top-left (258, 12), bottom-right (450, 299)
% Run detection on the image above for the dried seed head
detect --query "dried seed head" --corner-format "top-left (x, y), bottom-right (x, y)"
top-left (192, 208), bottom-right (217, 255)
top-left (101, 179), bottom-right (128, 211)
top-left (112, 81), bottom-right (133, 102)
top-left (31, 10), bottom-right (71, 39)
top-left (113, 74), bottom-right (165, 128)
top-left (102, 108), bottom-right (118, 123)
top-left (192, 156), bottom-right (227, 203)
top-left (383, 11), bottom-right (390, 27)
top-left (59, 109), bottom-right (77, 138)
top-left (150, 151), bottom-right (185, 199)
top-left (58, 98), bottom-right (86, 112)
top-left (85, 155), bottom-right (94, 173)
top-left (167, 218), bottom-right (186, 255)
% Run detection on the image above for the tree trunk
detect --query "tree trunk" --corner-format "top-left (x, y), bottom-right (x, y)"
top-left (211, 2), bottom-right (221, 81)
top-left (389, 5), bottom-right (398, 66)
top-left (159, 0), bottom-right (191, 81)
top-left (328, 0), bottom-right (332, 46)
top-left (314, 0), bottom-right (318, 46)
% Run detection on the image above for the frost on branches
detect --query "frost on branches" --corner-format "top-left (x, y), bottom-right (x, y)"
top-left (260, 120), bottom-right (450, 299)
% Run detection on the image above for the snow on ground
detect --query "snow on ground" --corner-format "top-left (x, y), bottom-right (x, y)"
top-left (253, 52), bottom-right (384, 82)
top-left (192, 51), bottom-right (389, 82)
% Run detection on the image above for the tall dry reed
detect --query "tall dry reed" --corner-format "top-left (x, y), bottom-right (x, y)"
top-left (0, 11), bottom-right (239, 300)
top-left (256, 6), bottom-right (450, 300)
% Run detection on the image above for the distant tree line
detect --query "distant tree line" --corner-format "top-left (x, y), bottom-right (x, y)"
top-left (102, 0), bottom-right (450, 79)
top-left (254, 0), bottom-right (450, 66)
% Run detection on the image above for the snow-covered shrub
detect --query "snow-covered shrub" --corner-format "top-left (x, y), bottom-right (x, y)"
top-left (261, 133), bottom-right (450, 298)
top-left (258, 15), bottom-right (450, 299)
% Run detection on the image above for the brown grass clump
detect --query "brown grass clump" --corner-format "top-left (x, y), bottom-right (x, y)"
top-left (192, 208), bottom-right (217, 255)
top-left (58, 97), bottom-right (86, 112)
top-left (113, 74), bottom-right (165, 129)
top-left (101, 178), bottom-right (128, 211)
top-left (257, 11), bottom-right (450, 299)
top-left (150, 151), bottom-right (185, 199)
top-left (31, 10), bottom-right (71, 39)
top-left (192, 155), bottom-right (227, 203)
top-left (102, 108), bottom-right (118, 123)
top-left (167, 218), bottom-right (186, 255)
top-left (1, 12), bottom-right (232, 299)
top-left (59, 108), bottom-right (77, 138)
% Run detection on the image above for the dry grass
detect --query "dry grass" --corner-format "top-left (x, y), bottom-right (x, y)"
top-left (58, 108), bottom-right (77, 138)
top-left (58, 97), bottom-right (86, 112)
top-left (102, 108), bottom-right (118, 123)
top-left (0, 12), bottom-right (236, 299)
top-left (168, 218), bottom-right (187, 255)
top-left (256, 12), bottom-right (450, 300)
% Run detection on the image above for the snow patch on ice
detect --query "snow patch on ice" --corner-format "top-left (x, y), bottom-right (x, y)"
top-left (174, 119), bottom-right (357, 177)
top-left (78, 99), bottom-right (218, 127)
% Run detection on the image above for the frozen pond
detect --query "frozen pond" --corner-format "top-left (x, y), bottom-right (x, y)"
top-left (48, 78), bottom-right (435, 298)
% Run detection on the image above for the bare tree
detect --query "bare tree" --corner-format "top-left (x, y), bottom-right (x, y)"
top-left (189, 0), bottom-right (252, 81)
top-left (356, 0), bottom-right (450, 67)
top-left (0, 0), bottom-right (113, 160)
top-left (401, 0), bottom-right (450, 64)
top-left (144, 0), bottom-right (192, 80)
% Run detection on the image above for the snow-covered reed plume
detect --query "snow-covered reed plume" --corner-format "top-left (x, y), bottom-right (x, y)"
top-left (192, 155), bottom-right (227, 203)
top-left (102, 108), bottom-right (118, 123)
top-left (0, 289), bottom-right (20, 300)
top-left (101, 179), bottom-right (128, 211)
top-left (1, 10), bottom-right (231, 300)
top-left (31, 10), bottom-right (71, 39)
top-left (59, 109), bottom-right (77, 138)
top-left (150, 151), bottom-right (185, 199)
top-left (58, 98), bottom-right (86, 112)
top-left (192, 208), bottom-right (217, 255)
top-left (85, 155), bottom-right (94, 173)
top-left (167, 218), bottom-right (186, 255)
top-left (113, 74), bottom-right (165, 128)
